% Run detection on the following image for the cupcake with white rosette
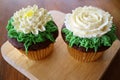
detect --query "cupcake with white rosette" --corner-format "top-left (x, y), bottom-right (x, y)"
top-left (61, 6), bottom-right (117, 62)
top-left (6, 5), bottom-right (58, 60)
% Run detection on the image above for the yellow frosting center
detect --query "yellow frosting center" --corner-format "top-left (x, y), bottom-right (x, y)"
top-left (24, 10), bottom-right (34, 18)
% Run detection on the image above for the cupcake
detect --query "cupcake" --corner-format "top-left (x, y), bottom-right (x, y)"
top-left (6, 5), bottom-right (58, 60)
top-left (61, 6), bottom-right (117, 62)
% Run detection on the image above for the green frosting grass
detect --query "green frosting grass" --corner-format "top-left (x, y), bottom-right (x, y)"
top-left (7, 18), bottom-right (58, 53)
top-left (62, 24), bottom-right (117, 52)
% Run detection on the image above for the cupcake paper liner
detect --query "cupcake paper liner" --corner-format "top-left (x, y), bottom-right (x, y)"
top-left (19, 44), bottom-right (54, 60)
top-left (67, 45), bottom-right (104, 62)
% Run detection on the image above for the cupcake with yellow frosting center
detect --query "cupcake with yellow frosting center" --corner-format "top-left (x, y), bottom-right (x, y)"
top-left (7, 5), bottom-right (58, 60)
top-left (61, 6), bottom-right (117, 62)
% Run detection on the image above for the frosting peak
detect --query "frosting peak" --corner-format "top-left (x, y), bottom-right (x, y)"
top-left (65, 6), bottom-right (113, 38)
top-left (12, 5), bottom-right (52, 35)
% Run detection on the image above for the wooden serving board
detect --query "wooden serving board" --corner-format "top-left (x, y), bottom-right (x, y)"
top-left (1, 10), bottom-right (120, 80)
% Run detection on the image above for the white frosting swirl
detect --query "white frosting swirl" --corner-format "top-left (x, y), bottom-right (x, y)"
top-left (64, 6), bottom-right (113, 38)
top-left (12, 5), bottom-right (52, 35)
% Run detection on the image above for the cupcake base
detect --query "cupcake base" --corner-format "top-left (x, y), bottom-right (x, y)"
top-left (67, 45), bottom-right (105, 62)
top-left (19, 44), bottom-right (54, 60)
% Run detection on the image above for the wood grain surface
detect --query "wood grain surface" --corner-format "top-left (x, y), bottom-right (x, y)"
top-left (0, 0), bottom-right (120, 80)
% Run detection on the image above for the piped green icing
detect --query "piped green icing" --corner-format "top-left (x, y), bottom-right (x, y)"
top-left (62, 25), bottom-right (117, 52)
top-left (6, 18), bottom-right (58, 53)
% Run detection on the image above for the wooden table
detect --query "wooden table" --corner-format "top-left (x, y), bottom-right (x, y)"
top-left (0, 0), bottom-right (120, 80)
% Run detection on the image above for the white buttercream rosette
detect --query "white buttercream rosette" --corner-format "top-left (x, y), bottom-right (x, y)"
top-left (12, 5), bottom-right (52, 35)
top-left (64, 6), bottom-right (113, 38)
